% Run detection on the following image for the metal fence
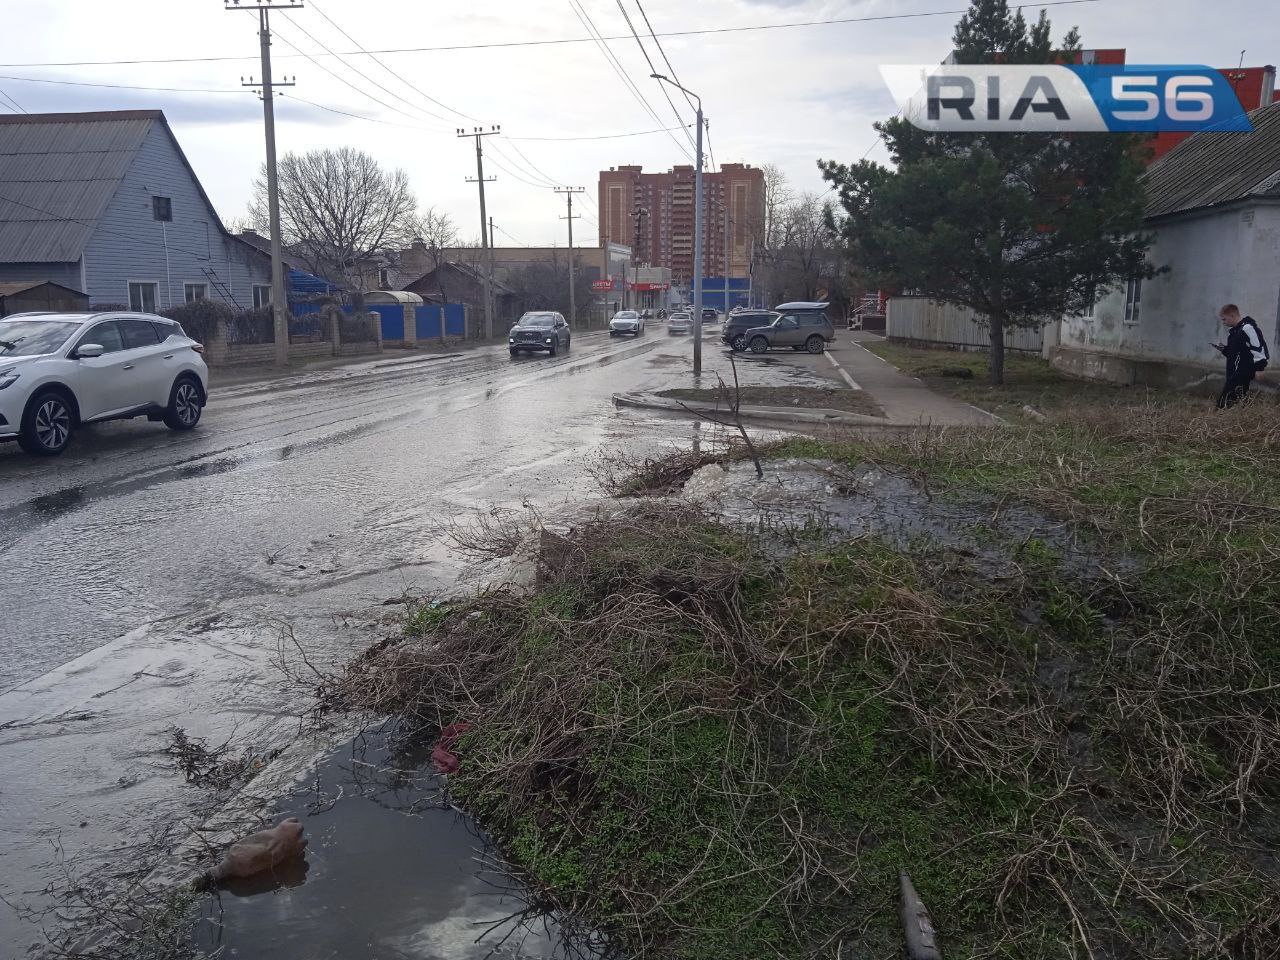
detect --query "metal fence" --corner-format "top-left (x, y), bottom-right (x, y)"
top-left (886, 297), bottom-right (1044, 354)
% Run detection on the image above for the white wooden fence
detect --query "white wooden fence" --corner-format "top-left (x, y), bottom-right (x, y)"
top-left (886, 297), bottom-right (1044, 354)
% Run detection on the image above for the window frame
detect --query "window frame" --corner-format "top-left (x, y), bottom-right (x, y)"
top-left (252, 284), bottom-right (273, 310)
top-left (152, 196), bottom-right (173, 222)
top-left (127, 281), bottom-right (159, 313)
top-left (184, 282), bottom-right (208, 304)
top-left (1123, 276), bottom-right (1142, 325)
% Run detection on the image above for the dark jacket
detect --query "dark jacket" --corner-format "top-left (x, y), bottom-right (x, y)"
top-left (1222, 318), bottom-right (1267, 382)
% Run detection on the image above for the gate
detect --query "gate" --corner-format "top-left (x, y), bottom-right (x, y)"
top-left (369, 303), bottom-right (403, 341)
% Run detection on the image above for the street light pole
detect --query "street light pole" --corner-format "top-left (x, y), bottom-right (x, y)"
top-left (651, 73), bottom-right (703, 376)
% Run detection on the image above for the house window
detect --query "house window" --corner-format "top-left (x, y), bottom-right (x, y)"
top-left (252, 284), bottom-right (272, 309)
top-left (1123, 276), bottom-right (1142, 325)
top-left (128, 281), bottom-right (158, 313)
top-left (184, 283), bottom-right (208, 303)
top-left (152, 196), bottom-right (172, 222)
top-left (379, 268), bottom-right (390, 287)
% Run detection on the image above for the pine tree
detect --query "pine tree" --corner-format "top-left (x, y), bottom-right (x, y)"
top-left (820, 0), bottom-right (1158, 384)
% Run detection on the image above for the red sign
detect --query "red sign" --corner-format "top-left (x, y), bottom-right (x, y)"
top-left (628, 282), bottom-right (670, 292)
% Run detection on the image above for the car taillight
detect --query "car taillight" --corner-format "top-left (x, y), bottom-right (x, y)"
top-left (191, 343), bottom-right (205, 354)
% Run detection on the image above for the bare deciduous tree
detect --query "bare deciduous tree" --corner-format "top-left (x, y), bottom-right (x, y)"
top-left (251, 147), bottom-right (416, 313)
top-left (410, 208), bottom-right (459, 342)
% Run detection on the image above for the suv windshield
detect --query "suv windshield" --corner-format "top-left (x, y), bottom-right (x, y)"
top-left (517, 314), bottom-right (557, 329)
top-left (0, 319), bottom-right (81, 357)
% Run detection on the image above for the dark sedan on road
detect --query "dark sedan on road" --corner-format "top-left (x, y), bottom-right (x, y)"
top-left (509, 312), bottom-right (571, 357)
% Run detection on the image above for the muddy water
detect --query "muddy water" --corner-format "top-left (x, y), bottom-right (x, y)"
top-left (193, 728), bottom-right (599, 960)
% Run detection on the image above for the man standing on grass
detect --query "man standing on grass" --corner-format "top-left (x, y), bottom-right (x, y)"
top-left (1214, 305), bottom-right (1270, 409)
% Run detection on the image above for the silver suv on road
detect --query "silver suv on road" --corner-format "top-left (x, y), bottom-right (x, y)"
top-left (742, 302), bottom-right (836, 355)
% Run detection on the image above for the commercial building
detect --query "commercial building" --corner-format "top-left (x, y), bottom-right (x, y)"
top-left (598, 163), bottom-right (765, 286)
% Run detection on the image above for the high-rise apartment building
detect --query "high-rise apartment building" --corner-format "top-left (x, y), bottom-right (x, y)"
top-left (598, 163), bottom-right (766, 285)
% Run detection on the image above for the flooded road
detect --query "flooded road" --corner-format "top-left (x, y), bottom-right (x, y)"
top-left (1, 329), bottom-right (803, 957)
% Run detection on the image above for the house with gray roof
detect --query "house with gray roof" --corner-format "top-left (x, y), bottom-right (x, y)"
top-left (0, 110), bottom-right (271, 313)
top-left (1049, 101), bottom-right (1280, 385)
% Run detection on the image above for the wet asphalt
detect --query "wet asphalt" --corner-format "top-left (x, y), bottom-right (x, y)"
top-left (0, 327), bottom-right (835, 957)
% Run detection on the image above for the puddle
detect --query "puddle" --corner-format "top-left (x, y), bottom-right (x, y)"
top-left (685, 459), bottom-right (1128, 578)
top-left (193, 727), bottom-right (601, 960)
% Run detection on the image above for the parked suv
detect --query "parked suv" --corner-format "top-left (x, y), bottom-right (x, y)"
top-left (509, 311), bottom-right (571, 356)
top-left (0, 311), bottom-right (208, 456)
top-left (742, 302), bottom-right (836, 355)
top-left (724, 310), bottom-right (779, 352)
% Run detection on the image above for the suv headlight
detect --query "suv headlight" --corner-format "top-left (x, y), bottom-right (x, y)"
top-left (0, 370), bottom-right (19, 390)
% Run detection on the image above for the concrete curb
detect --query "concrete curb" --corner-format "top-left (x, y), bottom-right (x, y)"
top-left (612, 392), bottom-right (906, 427)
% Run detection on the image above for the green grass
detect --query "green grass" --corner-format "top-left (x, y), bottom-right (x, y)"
top-left (862, 339), bottom-right (1186, 416)
top-left (331, 394), bottom-right (1280, 960)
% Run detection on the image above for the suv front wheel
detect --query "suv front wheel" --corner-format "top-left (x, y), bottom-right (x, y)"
top-left (163, 376), bottom-right (203, 431)
top-left (19, 390), bottom-right (75, 456)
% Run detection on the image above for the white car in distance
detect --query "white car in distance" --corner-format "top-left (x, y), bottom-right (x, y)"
top-left (608, 310), bottom-right (645, 337)
top-left (0, 311), bottom-right (209, 456)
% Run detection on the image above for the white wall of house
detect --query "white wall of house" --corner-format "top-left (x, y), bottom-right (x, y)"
top-left (1058, 203), bottom-right (1280, 372)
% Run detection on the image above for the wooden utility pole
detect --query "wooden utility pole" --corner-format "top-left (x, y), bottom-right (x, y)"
top-left (227, 0), bottom-right (301, 366)
top-left (459, 125), bottom-right (500, 339)
top-left (555, 187), bottom-right (585, 327)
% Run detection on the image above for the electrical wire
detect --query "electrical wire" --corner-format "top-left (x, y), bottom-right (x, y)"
top-left (274, 20), bottom-right (451, 126)
top-left (0, 85), bottom-right (28, 112)
top-left (307, 0), bottom-right (481, 124)
top-left (0, 73), bottom-right (246, 94)
top-left (504, 123), bottom-right (690, 141)
top-left (613, 0), bottom-right (697, 156)
top-left (0, 1), bottom-right (1102, 67)
top-left (566, 0), bottom-right (694, 161)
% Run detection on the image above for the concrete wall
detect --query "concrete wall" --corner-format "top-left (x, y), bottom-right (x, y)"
top-left (1054, 202), bottom-right (1280, 381)
top-left (82, 122), bottom-right (270, 311)
top-left (887, 297), bottom-right (1044, 353)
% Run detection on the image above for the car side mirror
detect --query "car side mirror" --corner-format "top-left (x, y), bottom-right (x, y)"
top-left (75, 343), bottom-right (105, 359)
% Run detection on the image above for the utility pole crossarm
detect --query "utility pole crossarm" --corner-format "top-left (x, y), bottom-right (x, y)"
top-left (226, 0), bottom-right (305, 366)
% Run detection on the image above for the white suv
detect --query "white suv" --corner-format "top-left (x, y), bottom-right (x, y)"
top-left (0, 311), bottom-right (208, 456)
top-left (608, 310), bottom-right (645, 337)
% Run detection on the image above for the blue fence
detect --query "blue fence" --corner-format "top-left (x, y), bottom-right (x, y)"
top-left (414, 304), bottom-right (465, 339)
top-left (369, 304), bottom-right (404, 341)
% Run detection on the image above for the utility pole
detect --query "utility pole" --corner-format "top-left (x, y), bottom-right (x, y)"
top-left (653, 73), bottom-right (705, 375)
top-left (723, 200), bottom-right (730, 314)
top-left (555, 187), bottom-right (585, 327)
top-left (458, 125), bottom-right (500, 339)
top-left (228, 0), bottom-right (301, 367)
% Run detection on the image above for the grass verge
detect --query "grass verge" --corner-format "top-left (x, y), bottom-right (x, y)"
top-left (319, 394), bottom-right (1280, 960)
top-left (861, 339), bottom-right (1200, 416)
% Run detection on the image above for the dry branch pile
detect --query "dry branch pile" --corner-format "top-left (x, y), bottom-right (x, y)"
top-left (316, 407), bottom-right (1280, 960)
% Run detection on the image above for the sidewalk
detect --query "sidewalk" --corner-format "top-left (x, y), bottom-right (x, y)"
top-left (827, 332), bottom-right (998, 426)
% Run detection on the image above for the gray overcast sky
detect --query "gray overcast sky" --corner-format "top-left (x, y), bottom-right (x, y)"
top-left (3, 0), bottom-right (1277, 247)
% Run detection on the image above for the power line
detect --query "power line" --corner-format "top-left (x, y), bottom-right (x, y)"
top-left (505, 123), bottom-right (690, 141)
top-left (0, 73), bottom-right (246, 94)
top-left (613, 0), bottom-right (697, 156)
top-left (0, 85), bottom-right (28, 112)
top-left (566, 0), bottom-right (690, 161)
top-left (273, 20), bottom-right (450, 126)
top-left (633, 1), bottom-right (698, 128)
top-left (497, 138), bottom-right (562, 188)
top-left (0, 1), bottom-right (1102, 67)
top-left (307, 0), bottom-right (481, 124)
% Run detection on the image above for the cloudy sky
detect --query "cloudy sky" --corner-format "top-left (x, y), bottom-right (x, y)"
top-left (4, 0), bottom-right (1277, 246)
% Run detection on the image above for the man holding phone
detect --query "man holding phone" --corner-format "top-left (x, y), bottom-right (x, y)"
top-left (1212, 304), bottom-right (1270, 409)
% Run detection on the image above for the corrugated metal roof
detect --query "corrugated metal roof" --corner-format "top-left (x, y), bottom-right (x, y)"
top-left (0, 114), bottom-right (153, 263)
top-left (1143, 102), bottom-right (1280, 220)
